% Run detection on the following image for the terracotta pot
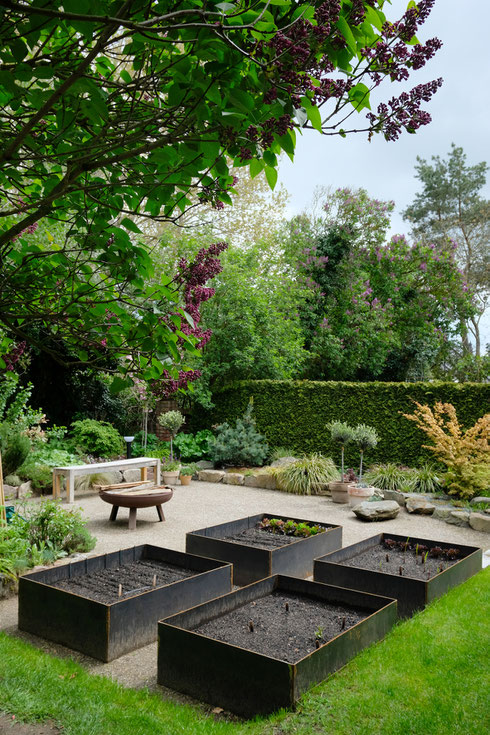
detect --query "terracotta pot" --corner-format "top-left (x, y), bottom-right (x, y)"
top-left (348, 485), bottom-right (375, 507)
top-left (162, 470), bottom-right (180, 485)
top-left (329, 481), bottom-right (351, 504)
top-left (180, 474), bottom-right (192, 486)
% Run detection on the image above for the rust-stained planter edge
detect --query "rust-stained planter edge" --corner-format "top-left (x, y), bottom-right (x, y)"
top-left (157, 574), bottom-right (396, 718)
top-left (186, 513), bottom-right (342, 586)
top-left (18, 544), bottom-right (232, 662)
top-left (313, 532), bottom-right (482, 618)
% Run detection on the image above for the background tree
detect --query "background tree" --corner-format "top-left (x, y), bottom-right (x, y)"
top-left (0, 0), bottom-right (443, 386)
top-left (403, 144), bottom-right (490, 357)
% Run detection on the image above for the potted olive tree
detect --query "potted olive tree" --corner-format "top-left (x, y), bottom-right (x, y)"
top-left (348, 424), bottom-right (379, 506)
top-left (327, 422), bottom-right (355, 504)
top-left (158, 410), bottom-right (184, 485)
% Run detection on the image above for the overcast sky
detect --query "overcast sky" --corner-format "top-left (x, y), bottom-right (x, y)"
top-left (277, 0), bottom-right (490, 347)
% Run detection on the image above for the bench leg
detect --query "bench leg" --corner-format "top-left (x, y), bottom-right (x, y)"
top-left (156, 504), bottom-right (165, 522)
top-left (140, 467), bottom-right (148, 482)
top-left (110, 505), bottom-right (119, 522)
top-left (128, 507), bottom-right (137, 530)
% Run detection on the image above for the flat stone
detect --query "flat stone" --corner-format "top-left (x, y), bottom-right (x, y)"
top-left (469, 513), bottom-right (490, 533)
top-left (195, 460), bottom-right (214, 470)
top-left (353, 500), bottom-right (400, 522)
top-left (17, 480), bottom-right (32, 498)
top-left (270, 457), bottom-right (299, 468)
top-left (383, 489), bottom-right (406, 507)
top-left (445, 510), bottom-right (470, 527)
top-left (243, 473), bottom-right (277, 490)
top-left (122, 469), bottom-right (141, 483)
top-left (432, 506), bottom-right (454, 521)
top-left (470, 496), bottom-right (490, 506)
top-left (223, 473), bottom-right (244, 486)
top-left (198, 469), bottom-right (225, 483)
top-left (406, 497), bottom-right (435, 515)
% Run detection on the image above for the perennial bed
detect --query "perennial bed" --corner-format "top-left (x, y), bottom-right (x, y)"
top-left (157, 574), bottom-right (396, 718)
top-left (186, 513), bottom-right (342, 585)
top-left (18, 545), bottom-right (232, 661)
top-left (314, 532), bottom-right (482, 617)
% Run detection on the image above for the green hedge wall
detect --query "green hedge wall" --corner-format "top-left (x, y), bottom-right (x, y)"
top-left (191, 380), bottom-right (490, 469)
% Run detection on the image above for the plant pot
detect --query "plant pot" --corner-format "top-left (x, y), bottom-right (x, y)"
top-left (348, 485), bottom-right (375, 507)
top-left (157, 574), bottom-right (396, 718)
top-left (162, 470), bottom-right (180, 485)
top-left (329, 481), bottom-right (351, 504)
top-left (180, 474), bottom-right (192, 486)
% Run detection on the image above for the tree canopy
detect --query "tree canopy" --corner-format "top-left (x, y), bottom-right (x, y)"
top-left (0, 0), bottom-right (443, 389)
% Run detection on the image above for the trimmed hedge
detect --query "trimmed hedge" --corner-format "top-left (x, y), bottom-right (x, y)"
top-left (190, 380), bottom-right (490, 468)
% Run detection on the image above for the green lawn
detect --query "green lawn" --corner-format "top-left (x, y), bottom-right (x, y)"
top-left (1, 568), bottom-right (488, 735)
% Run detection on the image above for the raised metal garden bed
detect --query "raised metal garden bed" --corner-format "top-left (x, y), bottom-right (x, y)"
top-left (185, 513), bottom-right (342, 586)
top-left (157, 574), bottom-right (396, 718)
top-left (18, 544), bottom-right (232, 661)
top-left (313, 532), bottom-right (482, 618)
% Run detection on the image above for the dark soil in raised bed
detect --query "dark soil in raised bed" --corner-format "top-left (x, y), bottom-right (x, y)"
top-left (53, 559), bottom-right (195, 603)
top-left (221, 524), bottom-right (331, 551)
top-left (192, 591), bottom-right (367, 663)
top-left (339, 539), bottom-right (462, 580)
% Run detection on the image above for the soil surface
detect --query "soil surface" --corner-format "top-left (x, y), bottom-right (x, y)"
top-left (193, 591), bottom-right (367, 663)
top-left (221, 523), bottom-right (331, 550)
top-left (0, 713), bottom-right (61, 734)
top-left (53, 559), bottom-right (194, 603)
top-left (339, 539), bottom-right (463, 579)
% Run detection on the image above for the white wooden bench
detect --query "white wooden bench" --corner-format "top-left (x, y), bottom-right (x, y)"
top-left (52, 457), bottom-right (161, 503)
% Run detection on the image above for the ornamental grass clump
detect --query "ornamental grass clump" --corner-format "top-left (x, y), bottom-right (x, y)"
top-left (364, 463), bottom-right (416, 492)
top-left (403, 402), bottom-right (490, 500)
top-left (274, 454), bottom-right (339, 496)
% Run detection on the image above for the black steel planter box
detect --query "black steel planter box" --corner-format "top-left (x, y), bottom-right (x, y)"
top-left (314, 532), bottom-right (482, 618)
top-left (18, 545), bottom-right (232, 661)
top-left (186, 513), bottom-right (342, 586)
top-left (157, 574), bottom-right (396, 718)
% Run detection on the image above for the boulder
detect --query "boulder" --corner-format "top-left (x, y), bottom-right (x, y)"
top-left (469, 512), bottom-right (490, 533)
top-left (195, 460), bottom-right (214, 470)
top-left (270, 457), bottom-right (299, 468)
top-left (198, 469), bottom-right (225, 483)
top-left (445, 510), bottom-right (470, 527)
top-left (2, 484), bottom-right (17, 500)
top-left (243, 473), bottom-right (277, 490)
top-left (223, 473), bottom-right (244, 486)
top-left (432, 506), bottom-right (454, 521)
top-left (122, 469), bottom-right (141, 483)
top-left (17, 480), bottom-right (32, 498)
top-left (405, 497), bottom-right (435, 515)
top-left (382, 489), bottom-right (406, 507)
top-left (353, 500), bottom-right (400, 522)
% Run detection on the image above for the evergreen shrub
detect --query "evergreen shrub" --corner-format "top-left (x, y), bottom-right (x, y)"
top-left (209, 401), bottom-right (268, 466)
top-left (191, 380), bottom-right (490, 468)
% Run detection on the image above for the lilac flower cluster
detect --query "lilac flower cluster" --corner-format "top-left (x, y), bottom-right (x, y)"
top-left (1, 340), bottom-right (27, 371)
top-left (367, 78), bottom-right (442, 140)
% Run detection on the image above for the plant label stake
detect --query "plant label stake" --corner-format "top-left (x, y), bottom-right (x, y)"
top-left (118, 584), bottom-right (122, 597)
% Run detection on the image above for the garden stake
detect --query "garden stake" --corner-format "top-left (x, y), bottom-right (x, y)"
top-left (399, 566), bottom-right (403, 576)
top-left (285, 602), bottom-right (289, 612)
top-left (248, 620), bottom-right (254, 633)
top-left (341, 616), bottom-right (346, 630)
top-left (118, 584), bottom-right (122, 597)
top-left (152, 574), bottom-right (156, 587)
top-left (315, 639), bottom-right (320, 649)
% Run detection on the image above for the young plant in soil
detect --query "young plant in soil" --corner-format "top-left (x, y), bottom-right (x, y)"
top-left (258, 517), bottom-right (326, 538)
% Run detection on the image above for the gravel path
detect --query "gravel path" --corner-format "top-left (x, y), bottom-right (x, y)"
top-left (1, 479), bottom-right (487, 693)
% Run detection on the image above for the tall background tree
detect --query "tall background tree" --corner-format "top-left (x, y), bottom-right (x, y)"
top-left (403, 144), bottom-right (489, 359)
top-left (0, 0), bottom-right (443, 389)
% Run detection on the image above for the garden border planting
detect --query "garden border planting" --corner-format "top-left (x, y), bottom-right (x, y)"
top-left (186, 513), bottom-right (342, 586)
top-left (18, 545), bottom-right (232, 661)
top-left (313, 532), bottom-right (482, 617)
top-left (157, 574), bottom-right (396, 718)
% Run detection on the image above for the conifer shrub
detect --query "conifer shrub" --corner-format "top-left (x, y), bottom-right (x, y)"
top-left (209, 401), bottom-right (269, 466)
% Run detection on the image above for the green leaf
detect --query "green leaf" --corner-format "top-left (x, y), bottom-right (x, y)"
top-left (336, 16), bottom-right (358, 57)
top-left (306, 104), bottom-right (322, 132)
top-left (249, 158), bottom-right (264, 178)
top-left (110, 376), bottom-right (132, 394)
top-left (120, 218), bottom-right (142, 233)
top-left (264, 165), bottom-right (278, 190)
top-left (348, 83), bottom-right (371, 112)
